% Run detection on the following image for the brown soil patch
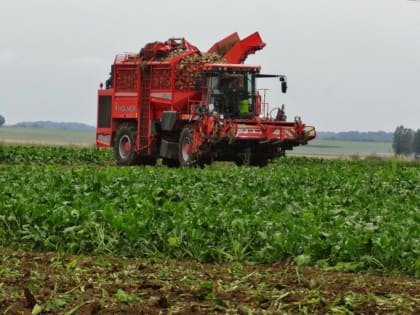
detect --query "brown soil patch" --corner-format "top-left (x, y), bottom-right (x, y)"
top-left (0, 248), bottom-right (418, 314)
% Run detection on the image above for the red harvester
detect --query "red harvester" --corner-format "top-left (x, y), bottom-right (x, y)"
top-left (96, 32), bottom-right (316, 166)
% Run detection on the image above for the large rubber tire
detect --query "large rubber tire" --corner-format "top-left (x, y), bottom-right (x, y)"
top-left (178, 126), bottom-right (195, 167)
top-left (114, 123), bottom-right (138, 165)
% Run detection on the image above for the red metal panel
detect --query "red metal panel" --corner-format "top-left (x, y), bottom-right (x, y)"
top-left (113, 96), bottom-right (138, 119)
top-left (223, 32), bottom-right (266, 64)
top-left (208, 32), bottom-right (240, 55)
top-left (96, 89), bottom-right (114, 148)
top-left (116, 67), bottom-right (137, 91)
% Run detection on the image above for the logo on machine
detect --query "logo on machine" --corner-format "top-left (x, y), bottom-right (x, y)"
top-left (116, 104), bottom-right (136, 112)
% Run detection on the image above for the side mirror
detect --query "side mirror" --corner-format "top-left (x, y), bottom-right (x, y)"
top-left (279, 76), bottom-right (287, 93)
top-left (281, 81), bottom-right (288, 93)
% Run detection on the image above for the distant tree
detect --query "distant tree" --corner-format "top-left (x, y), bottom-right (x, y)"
top-left (0, 115), bottom-right (5, 127)
top-left (402, 128), bottom-right (414, 155)
top-left (413, 129), bottom-right (420, 157)
top-left (393, 126), bottom-right (404, 155)
top-left (393, 125), bottom-right (414, 156)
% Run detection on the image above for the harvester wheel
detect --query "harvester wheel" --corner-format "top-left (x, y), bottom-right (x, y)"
top-left (114, 123), bottom-right (138, 165)
top-left (179, 126), bottom-right (195, 167)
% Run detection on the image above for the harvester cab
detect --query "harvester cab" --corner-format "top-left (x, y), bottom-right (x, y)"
top-left (199, 65), bottom-right (290, 120)
top-left (202, 66), bottom-right (258, 119)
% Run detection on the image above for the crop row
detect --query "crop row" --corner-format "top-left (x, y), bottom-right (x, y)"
top-left (0, 145), bottom-right (113, 165)
top-left (0, 148), bottom-right (419, 275)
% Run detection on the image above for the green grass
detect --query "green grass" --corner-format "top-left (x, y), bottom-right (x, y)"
top-left (0, 146), bottom-right (419, 276)
top-left (0, 127), bottom-right (95, 145)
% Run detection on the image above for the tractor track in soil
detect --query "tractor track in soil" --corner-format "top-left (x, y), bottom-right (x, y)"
top-left (0, 248), bottom-right (418, 314)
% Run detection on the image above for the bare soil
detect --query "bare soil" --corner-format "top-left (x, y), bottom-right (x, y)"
top-left (0, 248), bottom-right (418, 314)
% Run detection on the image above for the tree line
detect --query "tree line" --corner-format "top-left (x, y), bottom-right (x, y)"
top-left (393, 126), bottom-right (420, 157)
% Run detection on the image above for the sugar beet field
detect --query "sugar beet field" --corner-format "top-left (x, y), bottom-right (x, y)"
top-left (0, 145), bottom-right (419, 314)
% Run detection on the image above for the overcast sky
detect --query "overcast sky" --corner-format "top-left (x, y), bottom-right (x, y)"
top-left (0, 0), bottom-right (419, 131)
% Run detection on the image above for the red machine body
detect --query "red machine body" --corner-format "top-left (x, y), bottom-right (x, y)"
top-left (96, 32), bottom-right (316, 166)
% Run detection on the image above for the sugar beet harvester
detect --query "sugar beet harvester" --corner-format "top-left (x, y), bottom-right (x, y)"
top-left (96, 32), bottom-right (316, 166)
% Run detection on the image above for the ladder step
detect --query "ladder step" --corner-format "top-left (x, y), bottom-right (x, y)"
top-left (140, 69), bottom-right (151, 150)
